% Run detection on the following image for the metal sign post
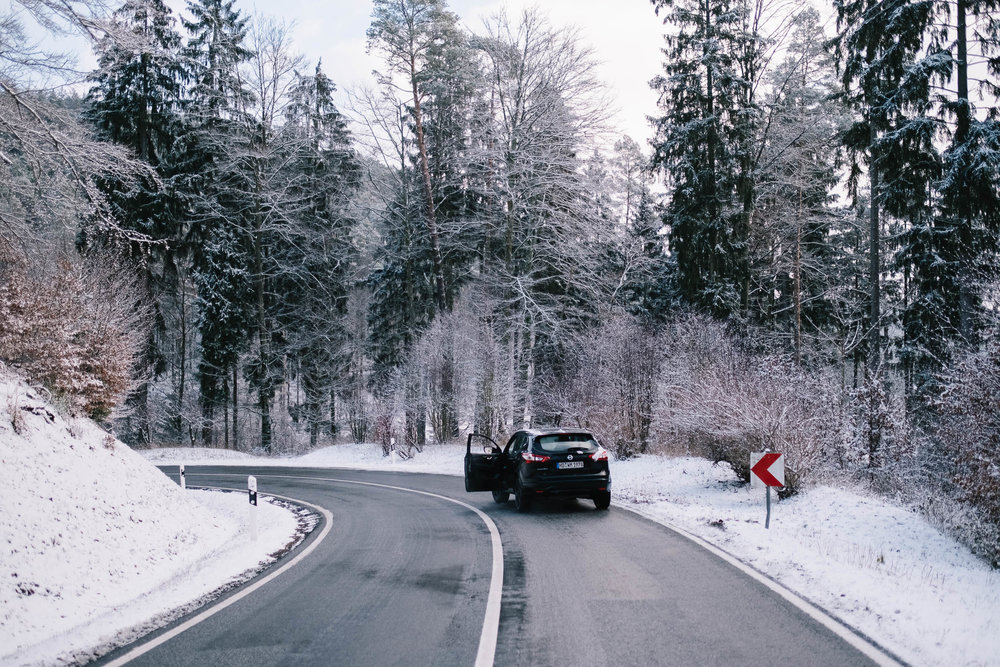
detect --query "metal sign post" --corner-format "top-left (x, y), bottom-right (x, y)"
top-left (750, 452), bottom-right (785, 529)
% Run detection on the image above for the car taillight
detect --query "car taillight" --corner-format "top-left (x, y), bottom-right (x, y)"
top-left (590, 447), bottom-right (609, 462)
top-left (522, 451), bottom-right (550, 463)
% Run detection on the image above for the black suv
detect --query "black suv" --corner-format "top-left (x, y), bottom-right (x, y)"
top-left (465, 428), bottom-right (612, 512)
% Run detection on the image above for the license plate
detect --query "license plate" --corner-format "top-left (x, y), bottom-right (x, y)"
top-left (557, 461), bottom-right (584, 469)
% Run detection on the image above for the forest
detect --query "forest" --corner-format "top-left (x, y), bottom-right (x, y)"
top-left (0, 0), bottom-right (999, 563)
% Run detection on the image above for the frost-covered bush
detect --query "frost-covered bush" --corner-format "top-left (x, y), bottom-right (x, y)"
top-left (658, 315), bottom-right (843, 496)
top-left (845, 365), bottom-right (915, 494)
top-left (934, 343), bottom-right (1000, 566)
top-left (0, 248), bottom-right (150, 420)
top-left (536, 314), bottom-right (661, 459)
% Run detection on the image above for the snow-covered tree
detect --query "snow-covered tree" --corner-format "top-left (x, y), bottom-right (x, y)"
top-left (474, 8), bottom-right (612, 426)
top-left (85, 0), bottom-right (185, 444)
top-left (180, 0), bottom-right (255, 447)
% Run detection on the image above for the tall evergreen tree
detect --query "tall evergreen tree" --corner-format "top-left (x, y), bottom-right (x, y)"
top-left (366, 3), bottom-right (479, 442)
top-left (833, 0), bottom-right (942, 371)
top-left (650, 0), bottom-right (745, 317)
top-left (367, 0), bottom-right (460, 315)
top-left (85, 0), bottom-right (185, 444)
top-left (901, 0), bottom-right (1000, 394)
top-left (281, 62), bottom-right (361, 447)
top-left (179, 0), bottom-right (255, 446)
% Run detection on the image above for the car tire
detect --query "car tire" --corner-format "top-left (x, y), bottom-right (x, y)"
top-left (593, 491), bottom-right (611, 510)
top-left (492, 488), bottom-right (510, 504)
top-left (514, 480), bottom-right (532, 513)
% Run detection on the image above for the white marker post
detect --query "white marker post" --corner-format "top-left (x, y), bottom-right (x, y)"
top-left (179, 464), bottom-right (186, 490)
top-left (248, 475), bottom-right (258, 542)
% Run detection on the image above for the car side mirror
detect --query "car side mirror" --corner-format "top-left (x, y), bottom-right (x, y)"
top-left (485, 445), bottom-right (499, 455)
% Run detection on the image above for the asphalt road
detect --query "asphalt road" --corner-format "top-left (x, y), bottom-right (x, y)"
top-left (97, 467), bottom-right (894, 667)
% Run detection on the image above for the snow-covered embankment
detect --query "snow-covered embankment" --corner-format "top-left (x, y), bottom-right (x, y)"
top-left (0, 372), bottom-right (305, 665)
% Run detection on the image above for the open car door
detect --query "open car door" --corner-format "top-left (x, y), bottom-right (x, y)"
top-left (465, 433), bottom-right (500, 492)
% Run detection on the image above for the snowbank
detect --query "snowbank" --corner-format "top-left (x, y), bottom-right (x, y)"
top-left (0, 374), bottom-right (304, 666)
top-left (146, 442), bottom-right (1000, 667)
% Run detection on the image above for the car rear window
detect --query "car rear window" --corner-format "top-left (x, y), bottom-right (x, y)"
top-left (535, 434), bottom-right (598, 453)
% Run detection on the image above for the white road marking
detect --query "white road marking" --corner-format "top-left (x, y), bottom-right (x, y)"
top-left (619, 505), bottom-right (904, 667)
top-left (115, 472), bottom-right (504, 667)
top-left (260, 474), bottom-right (504, 667)
top-left (104, 493), bottom-right (333, 667)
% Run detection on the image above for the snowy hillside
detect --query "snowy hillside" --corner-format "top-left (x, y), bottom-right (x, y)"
top-left (0, 372), bottom-right (303, 666)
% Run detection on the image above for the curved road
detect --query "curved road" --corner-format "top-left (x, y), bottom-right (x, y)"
top-left (97, 467), bottom-right (895, 667)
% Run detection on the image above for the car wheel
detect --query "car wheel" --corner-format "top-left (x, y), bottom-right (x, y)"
top-left (593, 491), bottom-right (611, 510)
top-left (492, 488), bottom-right (510, 504)
top-left (514, 480), bottom-right (532, 513)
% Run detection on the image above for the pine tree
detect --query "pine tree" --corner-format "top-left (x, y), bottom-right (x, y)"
top-left (281, 62), bottom-right (361, 447)
top-left (833, 0), bottom-right (942, 370)
top-left (650, 0), bottom-right (744, 317)
top-left (179, 0), bottom-right (254, 447)
top-left (368, 0), bottom-right (460, 314)
top-left (84, 0), bottom-right (185, 443)
top-left (907, 0), bottom-right (1000, 392)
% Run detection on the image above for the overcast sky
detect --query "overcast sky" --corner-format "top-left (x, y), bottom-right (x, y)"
top-left (235, 0), bottom-right (667, 147)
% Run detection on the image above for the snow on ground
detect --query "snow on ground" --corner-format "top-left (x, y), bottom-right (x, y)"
top-left (145, 442), bottom-right (1000, 667)
top-left (3, 357), bottom-right (997, 667)
top-left (0, 374), bottom-right (304, 666)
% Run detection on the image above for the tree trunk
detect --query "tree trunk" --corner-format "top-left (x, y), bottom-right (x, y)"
top-left (704, 0), bottom-right (718, 287)
top-left (176, 276), bottom-right (187, 438)
top-left (408, 60), bottom-right (456, 442)
top-left (254, 161), bottom-right (273, 453)
top-left (409, 61), bottom-right (447, 313)
top-left (955, 0), bottom-right (974, 343)
top-left (794, 185), bottom-right (803, 367)
top-left (868, 125), bottom-right (880, 370)
top-left (232, 363), bottom-right (238, 451)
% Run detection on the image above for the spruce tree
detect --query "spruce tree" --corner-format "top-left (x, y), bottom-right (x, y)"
top-left (281, 62), bottom-right (361, 447)
top-left (179, 0), bottom-right (254, 447)
top-left (650, 0), bottom-right (744, 317)
top-left (833, 0), bottom-right (941, 370)
top-left (85, 0), bottom-right (185, 443)
top-left (918, 0), bottom-right (1000, 383)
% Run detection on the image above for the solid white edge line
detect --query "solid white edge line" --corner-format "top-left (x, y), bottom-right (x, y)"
top-left (164, 466), bottom-right (896, 667)
top-left (104, 493), bottom-right (333, 667)
top-left (253, 474), bottom-right (504, 667)
top-left (618, 504), bottom-right (904, 667)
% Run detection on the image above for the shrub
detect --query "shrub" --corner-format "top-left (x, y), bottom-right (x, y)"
top-left (934, 343), bottom-right (1000, 566)
top-left (0, 247), bottom-right (151, 419)
top-left (536, 314), bottom-right (661, 459)
top-left (658, 315), bottom-right (843, 496)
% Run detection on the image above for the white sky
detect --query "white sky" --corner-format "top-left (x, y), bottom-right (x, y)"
top-left (238, 0), bottom-right (667, 147)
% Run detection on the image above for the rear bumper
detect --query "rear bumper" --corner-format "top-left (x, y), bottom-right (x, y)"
top-left (520, 471), bottom-right (611, 497)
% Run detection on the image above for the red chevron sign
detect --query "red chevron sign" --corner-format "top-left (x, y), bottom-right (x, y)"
top-left (750, 452), bottom-right (784, 488)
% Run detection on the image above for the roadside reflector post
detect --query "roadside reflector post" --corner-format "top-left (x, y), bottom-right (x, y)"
top-left (179, 464), bottom-right (186, 490)
top-left (750, 452), bottom-right (785, 530)
top-left (248, 475), bottom-right (258, 542)
top-left (766, 486), bottom-right (772, 529)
